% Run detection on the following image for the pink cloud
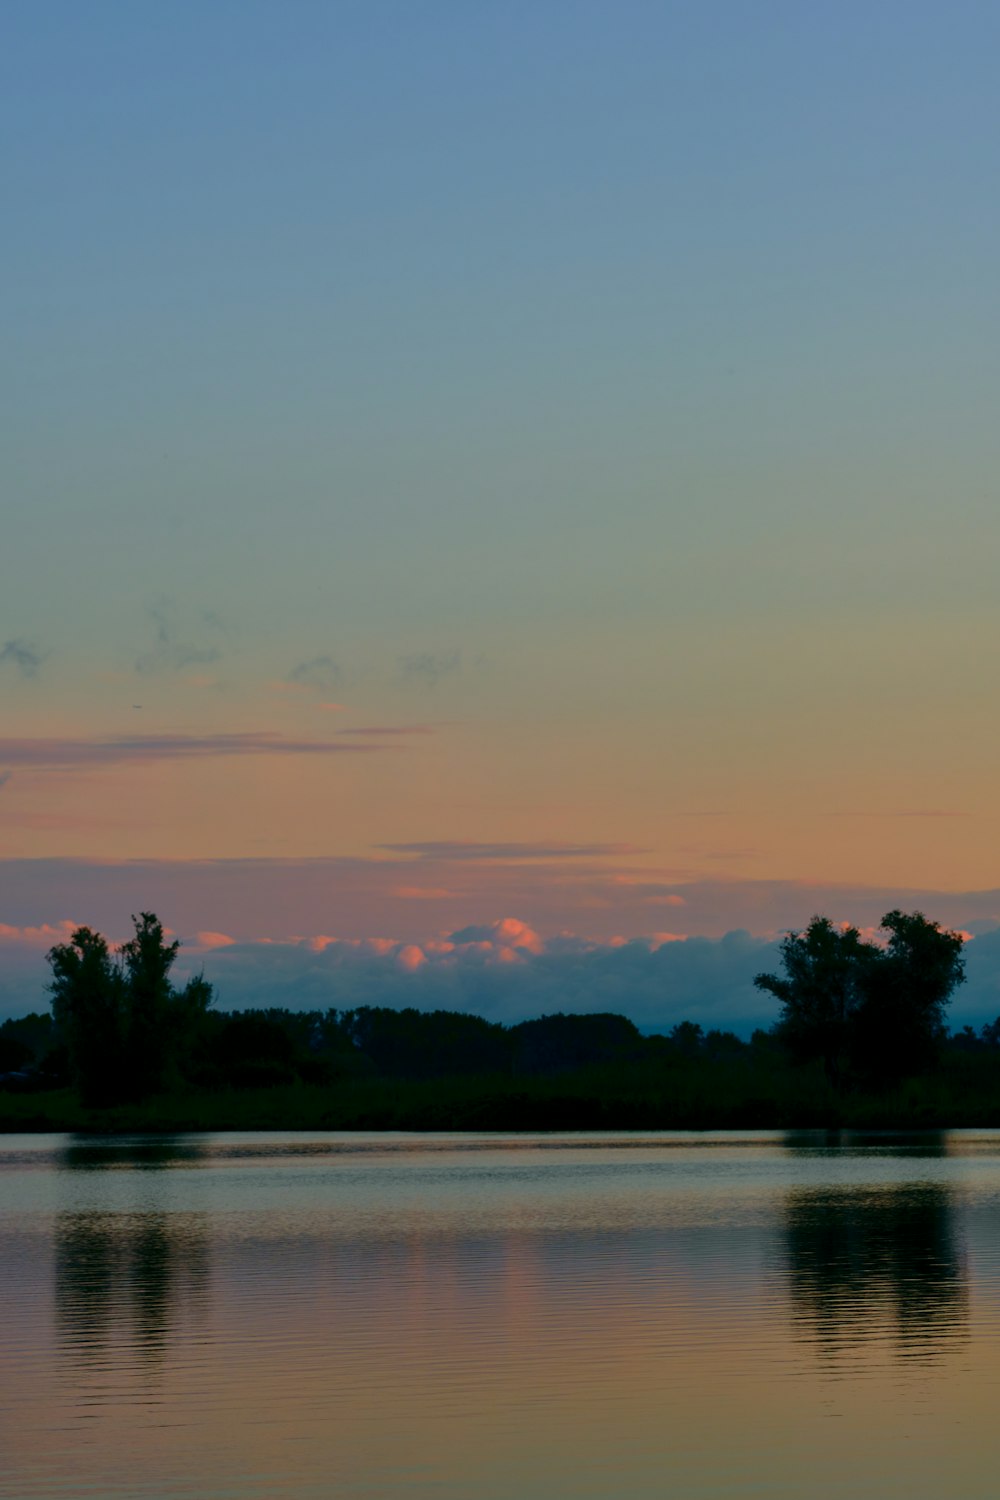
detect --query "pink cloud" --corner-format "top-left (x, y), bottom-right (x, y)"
top-left (391, 886), bottom-right (459, 900)
top-left (5, 913), bottom-right (999, 1034)
top-left (0, 920), bottom-right (79, 947)
top-left (449, 918), bottom-right (545, 955)
top-left (195, 931), bottom-right (236, 949)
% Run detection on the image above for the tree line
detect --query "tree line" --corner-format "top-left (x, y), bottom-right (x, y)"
top-left (0, 907), bottom-right (981, 1109)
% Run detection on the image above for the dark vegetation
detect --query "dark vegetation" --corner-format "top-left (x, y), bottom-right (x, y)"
top-left (2, 909), bottom-right (997, 1132)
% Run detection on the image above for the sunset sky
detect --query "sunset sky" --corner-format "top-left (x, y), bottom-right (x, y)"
top-left (4, 3), bottom-right (1000, 1021)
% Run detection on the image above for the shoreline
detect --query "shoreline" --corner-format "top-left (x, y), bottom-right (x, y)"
top-left (4, 1081), bottom-right (999, 1135)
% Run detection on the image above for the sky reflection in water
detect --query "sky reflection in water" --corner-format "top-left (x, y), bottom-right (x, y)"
top-left (3, 1131), bottom-right (999, 1499)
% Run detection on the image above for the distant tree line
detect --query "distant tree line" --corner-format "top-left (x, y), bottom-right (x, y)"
top-left (0, 908), bottom-right (983, 1110)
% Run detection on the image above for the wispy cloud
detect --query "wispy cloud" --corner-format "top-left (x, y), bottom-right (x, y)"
top-left (391, 885), bottom-right (459, 900)
top-left (0, 733), bottom-right (399, 768)
top-left (380, 840), bottom-right (649, 862)
top-left (827, 809), bottom-right (972, 820)
top-left (398, 650), bottom-right (462, 689)
top-left (134, 600), bottom-right (223, 675)
top-left (286, 655), bottom-right (342, 693)
top-left (338, 725), bottom-right (434, 737)
top-left (0, 809), bottom-right (125, 831)
top-left (0, 771), bottom-right (11, 792)
top-left (893, 810), bottom-right (970, 819)
top-left (0, 638), bottom-right (46, 678)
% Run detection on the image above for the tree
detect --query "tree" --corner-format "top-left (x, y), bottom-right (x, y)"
top-left (48, 926), bottom-right (126, 1105)
top-left (754, 917), bottom-right (874, 1088)
top-left (850, 909), bottom-right (965, 1084)
top-left (120, 913), bottom-right (180, 1096)
top-left (47, 913), bottom-right (214, 1104)
top-left (754, 911), bottom-right (965, 1089)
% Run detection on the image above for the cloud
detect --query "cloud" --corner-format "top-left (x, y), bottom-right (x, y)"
top-left (338, 726), bottom-right (434, 737)
top-left (449, 917), bottom-right (546, 954)
top-left (398, 650), bottom-right (461, 689)
top-left (0, 809), bottom-right (123, 831)
top-left (102, 922), bottom-right (1000, 1034)
top-left (195, 931), bottom-right (236, 949)
top-left (0, 921), bottom-right (77, 1016)
top-left (0, 638), bottom-right (46, 678)
top-left (149, 921), bottom-right (782, 1032)
top-left (287, 655), bottom-right (343, 693)
top-left (134, 600), bottom-right (223, 675)
top-left (0, 733), bottom-right (398, 768)
top-left (381, 841), bottom-right (648, 862)
top-left (7, 867), bottom-right (1000, 1028)
top-left (829, 809), bottom-right (971, 820)
top-left (391, 887), bottom-right (460, 900)
top-left (607, 877), bottom-right (687, 905)
top-left (0, 771), bottom-right (11, 792)
top-left (6, 859), bottom-right (1000, 967)
top-left (0, 913), bottom-right (782, 1033)
top-left (0, 920), bottom-right (79, 948)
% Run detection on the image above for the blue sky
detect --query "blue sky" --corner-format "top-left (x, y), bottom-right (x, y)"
top-left (3, 3), bottom-right (1000, 995)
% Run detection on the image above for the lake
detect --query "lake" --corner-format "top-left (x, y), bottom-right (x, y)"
top-left (3, 1130), bottom-right (999, 1498)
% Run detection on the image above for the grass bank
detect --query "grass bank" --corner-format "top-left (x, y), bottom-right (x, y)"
top-left (5, 1054), bottom-right (1000, 1133)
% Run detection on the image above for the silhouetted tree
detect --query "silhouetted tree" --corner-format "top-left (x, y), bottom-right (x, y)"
top-left (668, 1021), bottom-right (705, 1057)
top-left (849, 909), bottom-right (965, 1084)
top-left (755, 911), bottom-right (965, 1089)
top-left (340, 1006), bottom-right (509, 1079)
top-left (47, 914), bottom-right (213, 1104)
top-left (120, 914), bottom-right (180, 1097)
top-left (210, 1011), bottom-right (297, 1088)
top-left (754, 918), bottom-right (873, 1088)
top-left (0, 1011), bottom-right (54, 1072)
top-left (510, 1012), bottom-right (642, 1074)
top-left (48, 927), bottom-right (126, 1105)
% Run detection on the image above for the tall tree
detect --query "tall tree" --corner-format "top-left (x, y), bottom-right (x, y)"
top-left (754, 917), bottom-right (873, 1088)
top-left (48, 914), bottom-right (214, 1104)
top-left (48, 927), bottom-right (126, 1106)
top-left (850, 910), bottom-right (965, 1084)
top-left (754, 911), bottom-right (965, 1089)
top-left (120, 913), bottom-right (180, 1097)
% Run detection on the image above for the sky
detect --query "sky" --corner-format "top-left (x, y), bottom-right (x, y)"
top-left (3, 2), bottom-right (1000, 1023)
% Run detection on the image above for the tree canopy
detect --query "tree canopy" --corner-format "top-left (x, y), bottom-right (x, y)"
top-left (48, 913), bottom-right (213, 1105)
top-left (754, 910), bottom-right (966, 1087)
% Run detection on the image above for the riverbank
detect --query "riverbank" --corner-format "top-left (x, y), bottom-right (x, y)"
top-left (5, 1059), bottom-right (1000, 1132)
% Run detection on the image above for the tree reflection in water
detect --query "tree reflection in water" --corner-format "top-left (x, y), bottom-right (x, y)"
top-left (55, 1139), bottom-right (209, 1372)
top-left (783, 1178), bottom-right (967, 1359)
top-left (58, 1136), bottom-right (207, 1172)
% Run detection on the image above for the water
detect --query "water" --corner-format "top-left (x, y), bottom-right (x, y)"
top-left (3, 1130), bottom-right (1000, 1499)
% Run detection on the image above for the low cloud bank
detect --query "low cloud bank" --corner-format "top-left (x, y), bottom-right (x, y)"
top-left (4, 916), bottom-right (1000, 1035)
top-left (175, 921), bottom-right (783, 1032)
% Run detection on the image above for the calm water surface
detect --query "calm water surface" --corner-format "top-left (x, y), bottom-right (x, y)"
top-left (3, 1130), bottom-right (1000, 1498)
